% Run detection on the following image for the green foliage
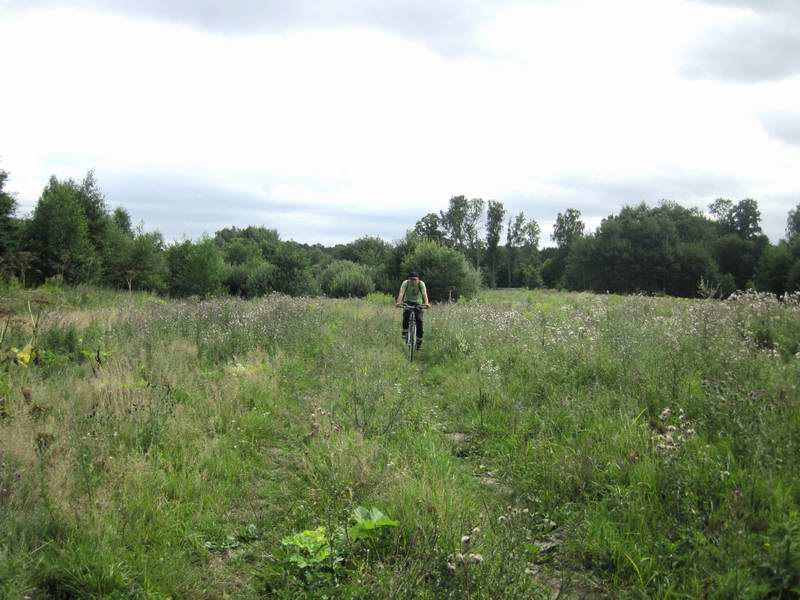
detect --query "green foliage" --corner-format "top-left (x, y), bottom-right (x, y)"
top-left (103, 226), bottom-right (167, 292)
top-left (413, 213), bottom-right (445, 243)
top-left (282, 526), bottom-right (334, 569)
top-left (3, 172), bottom-right (799, 304)
top-left (221, 237), bottom-right (262, 266)
top-left (223, 262), bottom-right (251, 296)
top-left (320, 260), bottom-right (375, 298)
top-left (167, 238), bottom-right (225, 297)
top-left (439, 195), bottom-right (469, 249)
top-left (561, 202), bottom-right (720, 296)
top-left (551, 207), bottom-right (584, 248)
top-left (26, 176), bottom-right (98, 284)
top-left (787, 203), bottom-right (800, 240)
top-left (484, 200), bottom-right (506, 287)
top-left (401, 240), bottom-right (480, 302)
top-left (366, 292), bottom-right (393, 305)
top-left (215, 225), bottom-right (281, 260)
top-left (76, 170), bottom-right (112, 253)
top-left (280, 507), bottom-right (398, 573)
top-left (709, 197), bottom-right (763, 240)
top-left (333, 236), bottom-right (393, 292)
top-left (111, 206), bottom-right (133, 237)
top-left (717, 272), bottom-right (737, 297)
top-left (348, 506), bottom-right (399, 541)
top-left (244, 261), bottom-right (277, 297)
top-left (270, 241), bottom-right (320, 297)
top-left (519, 250), bottom-right (543, 289)
top-left (786, 259), bottom-right (800, 292)
top-left (715, 233), bottom-right (764, 289)
top-left (0, 169), bottom-right (19, 269)
top-left (755, 241), bottom-right (794, 295)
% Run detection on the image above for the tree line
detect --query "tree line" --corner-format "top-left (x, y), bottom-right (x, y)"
top-left (1, 168), bottom-right (799, 299)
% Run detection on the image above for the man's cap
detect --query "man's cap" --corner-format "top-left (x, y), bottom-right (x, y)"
top-left (408, 271), bottom-right (419, 278)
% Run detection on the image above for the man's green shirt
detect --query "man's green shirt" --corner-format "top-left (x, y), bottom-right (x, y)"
top-left (400, 280), bottom-right (426, 304)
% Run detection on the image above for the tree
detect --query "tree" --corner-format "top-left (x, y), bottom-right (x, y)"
top-left (463, 198), bottom-right (485, 271)
top-left (522, 219), bottom-right (541, 249)
top-left (715, 234), bottom-right (759, 290)
top-left (414, 213), bottom-right (445, 243)
top-left (109, 230), bottom-right (166, 292)
top-left (787, 203), bottom-right (800, 240)
top-left (319, 260), bottom-right (375, 298)
top-left (439, 196), bottom-right (469, 249)
top-left (708, 198), bottom-right (735, 232)
top-left (221, 237), bottom-right (262, 266)
top-left (0, 169), bottom-right (19, 276)
top-left (215, 226), bottom-right (281, 261)
top-left (401, 241), bottom-right (480, 302)
top-left (786, 259), bottom-right (800, 292)
top-left (562, 235), bottom-right (596, 291)
top-left (270, 241), bottom-right (320, 296)
top-left (387, 232), bottom-right (421, 285)
top-left (333, 236), bottom-right (393, 292)
top-left (335, 236), bottom-right (391, 266)
top-left (112, 207), bottom-right (134, 237)
top-left (730, 198), bottom-right (762, 240)
top-left (167, 238), bottom-right (225, 297)
top-left (709, 197), bottom-right (762, 240)
top-left (485, 200), bottom-right (506, 287)
top-left (505, 212), bottom-right (525, 287)
top-left (551, 208), bottom-right (584, 249)
top-left (244, 261), bottom-right (277, 297)
top-left (559, 202), bottom-right (719, 296)
top-left (26, 176), bottom-right (97, 283)
top-left (519, 218), bottom-right (542, 288)
top-left (755, 242), bottom-right (794, 295)
top-left (76, 170), bottom-right (112, 251)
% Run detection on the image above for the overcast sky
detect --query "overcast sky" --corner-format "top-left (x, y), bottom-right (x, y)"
top-left (1, 0), bottom-right (798, 245)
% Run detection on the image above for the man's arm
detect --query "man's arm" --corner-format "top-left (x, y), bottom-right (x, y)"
top-left (396, 281), bottom-right (406, 306)
top-left (422, 283), bottom-right (430, 307)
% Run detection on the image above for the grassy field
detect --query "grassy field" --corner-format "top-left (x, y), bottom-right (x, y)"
top-left (1, 284), bottom-right (799, 599)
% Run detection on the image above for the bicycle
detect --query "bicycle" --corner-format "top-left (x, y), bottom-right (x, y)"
top-left (398, 303), bottom-right (427, 361)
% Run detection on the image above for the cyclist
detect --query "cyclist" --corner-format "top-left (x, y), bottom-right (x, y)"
top-left (395, 271), bottom-right (430, 350)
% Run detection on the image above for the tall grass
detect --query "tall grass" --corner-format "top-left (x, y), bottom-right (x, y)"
top-left (1, 287), bottom-right (798, 598)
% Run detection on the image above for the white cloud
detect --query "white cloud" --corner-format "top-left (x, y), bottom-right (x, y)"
top-left (0, 0), bottom-right (798, 245)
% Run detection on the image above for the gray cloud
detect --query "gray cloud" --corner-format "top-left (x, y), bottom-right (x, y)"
top-left (15, 168), bottom-right (795, 245)
top-left (505, 172), bottom-right (795, 243)
top-left (99, 173), bottom-right (418, 244)
top-left (694, 0), bottom-right (798, 12)
top-left (760, 112), bottom-right (800, 146)
top-left (1, 0), bottom-right (510, 55)
top-left (684, 0), bottom-right (800, 82)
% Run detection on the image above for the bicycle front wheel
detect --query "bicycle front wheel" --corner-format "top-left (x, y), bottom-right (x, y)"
top-left (407, 312), bottom-right (416, 361)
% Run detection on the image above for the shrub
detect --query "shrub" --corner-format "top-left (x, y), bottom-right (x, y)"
top-left (401, 241), bottom-right (480, 302)
top-left (245, 261), bottom-right (277, 297)
top-left (716, 272), bottom-right (737, 298)
top-left (320, 261), bottom-right (375, 298)
top-left (787, 259), bottom-right (800, 292)
top-left (366, 292), bottom-right (393, 305)
top-left (223, 263), bottom-right (250, 296)
top-left (166, 238), bottom-right (225, 297)
top-left (270, 242), bottom-right (320, 296)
